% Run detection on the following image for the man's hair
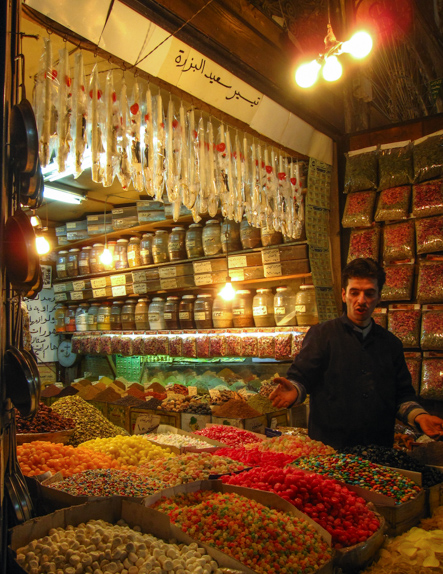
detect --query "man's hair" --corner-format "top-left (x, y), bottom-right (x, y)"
top-left (341, 258), bottom-right (386, 291)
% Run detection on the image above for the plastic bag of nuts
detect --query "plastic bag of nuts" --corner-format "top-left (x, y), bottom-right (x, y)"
top-left (381, 262), bottom-right (415, 301)
top-left (413, 131), bottom-right (443, 184)
top-left (120, 336), bottom-right (133, 356)
top-left (344, 146), bottom-right (378, 193)
top-left (275, 330), bottom-right (293, 360)
top-left (374, 186), bottom-right (411, 221)
top-left (415, 215), bottom-right (443, 254)
top-left (417, 259), bottom-right (443, 303)
top-left (372, 307), bottom-right (388, 329)
top-left (291, 331), bottom-right (306, 358)
top-left (347, 226), bottom-right (381, 263)
top-left (404, 352), bottom-right (422, 394)
top-left (182, 332), bottom-right (197, 358)
top-left (79, 335), bottom-right (92, 354)
top-left (388, 305), bottom-right (421, 348)
top-left (142, 334), bottom-right (157, 355)
top-left (378, 141), bottom-right (413, 190)
top-left (132, 336), bottom-right (144, 356)
top-left (196, 334), bottom-right (211, 358)
top-left (226, 332), bottom-right (242, 356)
top-left (258, 333), bottom-right (275, 358)
top-left (169, 334), bottom-right (183, 357)
top-left (210, 332), bottom-right (228, 357)
top-left (383, 220), bottom-right (415, 262)
top-left (242, 331), bottom-right (258, 357)
top-left (156, 334), bottom-right (169, 355)
top-left (341, 191), bottom-right (377, 228)
top-left (420, 305), bottom-right (443, 350)
top-left (419, 353), bottom-right (443, 400)
top-left (71, 335), bottom-right (81, 354)
top-left (110, 335), bottom-right (121, 355)
top-left (412, 179), bottom-right (443, 217)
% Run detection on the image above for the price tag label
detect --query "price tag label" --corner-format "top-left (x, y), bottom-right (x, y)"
top-left (159, 266), bottom-right (177, 279)
top-left (132, 270), bottom-right (147, 283)
top-left (188, 386), bottom-right (198, 396)
top-left (264, 263), bottom-right (282, 278)
top-left (93, 288), bottom-right (108, 298)
top-left (91, 277), bottom-right (108, 289)
top-left (193, 261), bottom-right (212, 274)
top-left (194, 273), bottom-right (212, 286)
top-left (112, 285), bottom-right (127, 297)
top-left (111, 274), bottom-right (126, 286)
top-left (160, 278), bottom-right (178, 289)
top-left (53, 283), bottom-right (67, 293)
top-left (262, 249), bottom-right (280, 264)
top-left (228, 255), bottom-right (247, 269)
top-left (72, 280), bottom-right (86, 291)
top-left (66, 222), bottom-right (77, 229)
top-left (133, 282), bottom-right (148, 295)
top-left (230, 269), bottom-right (244, 281)
top-left (133, 414), bottom-right (161, 435)
top-left (209, 389), bottom-right (221, 399)
top-left (54, 293), bottom-right (68, 302)
top-left (70, 291), bottom-right (84, 301)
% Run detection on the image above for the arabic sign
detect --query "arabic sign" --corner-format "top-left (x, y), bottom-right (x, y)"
top-left (25, 288), bottom-right (59, 363)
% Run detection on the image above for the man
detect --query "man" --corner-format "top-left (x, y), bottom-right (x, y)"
top-left (270, 258), bottom-right (443, 449)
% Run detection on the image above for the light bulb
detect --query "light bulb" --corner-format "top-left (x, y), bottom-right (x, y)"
top-left (36, 235), bottom-right (50, 255)
top-left (322, 56), bottom-right (342, 82)
top-left (100, 247), bottom-right (113, 266)
top-left (342, 31), bottom-right (373, 59)
top-left (295, 60), bottom-right (321, 88)
top-left (219, 281), bottom-right (236, 301)
top-left (30, 215), bottom-right (42, 228)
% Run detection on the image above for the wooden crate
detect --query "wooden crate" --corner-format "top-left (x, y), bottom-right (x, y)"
top-left (107, 404), bottom-right (131, 433)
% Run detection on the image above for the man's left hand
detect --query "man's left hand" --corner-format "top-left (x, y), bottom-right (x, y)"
top-left (415, 414), bottom-right (443, 440)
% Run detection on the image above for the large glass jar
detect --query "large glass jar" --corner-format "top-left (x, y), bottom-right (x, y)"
top-left (110, 301), bottom-right (123, 330)
top-left (55, 303), bottom-right (67, 333)
top-left (168, 227), bottom-right (186, 261)
top-left (67, 248), bottom-right (80, 278)
top-left (149, 298), bottom-right (166, 330)
top-left (75, 303), bottom-right (90, 332)
top-left (260, 226), bottom-right (283, 247)
top-left (65, 304), bottom-right (77, 332)
top-left (202, 220), bottom-right (222, 256)
top-left (212, 295), bottom-right (233, 328)
top-left (295, 285), bottom-right (319, 326)
top-left (103, 241), bottom-right (116, 271)
top-left (274, 286), bottom-right (297, 326)
top-left (240, 218), bottom-right (261, 250)
top-left (186, 224), bottom-right (204, 258)
top-left (90, 243), bottom-right (104, 274)
top-left (127, 236), bottom-right (141, 268)
top-left (232, 290), bottom-right (254, 328)
top-left (164, 296), bottom-right (180, 330)
top-left (179, 295), bottom-right (196, 328)
top-left (253, 288), bottom-right (275, 327)
top-left (97, 302), bottom-right (112, 331)
top-left (56, 251), bottom-right (68, 279)
top-left (152, 230), bottom-right (169, 264)
top-left (135, 298), bottom-right (150, 330)
top-left (140, 233), bottom-right (154, 265)
top-left (87, 303), bottom-right (100, 331)
top-left (78, 246), bottom-right (92, 275)
top-left (121, 299), bottom-right (136, 330)
top-left (115, 239), bottom-right (129, 270)
top-left (221, 220), bottom-right (241, 253)
top-left (194, 294), bottom-right (213, 329)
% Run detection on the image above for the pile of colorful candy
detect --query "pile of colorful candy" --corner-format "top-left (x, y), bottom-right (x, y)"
top-left (215, 446), bottom-right (297, 468)
top-left (193, 425), bottom-right (264, 446)
top-left (249, 434), bottom-right (335, 459)
top-left (144, 432), bottom-right (214, 449)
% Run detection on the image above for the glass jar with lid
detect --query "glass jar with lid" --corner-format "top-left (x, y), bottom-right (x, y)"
top-left (135, 298), bottom-right (150, 330)
top-left (202, 220), bottom-right (222, 256)
top-left (274, 286), bottom-right (297, 326)
top-left (253, 288), bottom-right (275, 327)
top-left (212, 295), bottom-right (233, 328)
top-left (221, 220), bottom-right (241, 253)
top-left (168, 227), bottom-right (186, 261)
top-left (110, 301), bottom-right (123, 330)
top-left (75, 303), bottom-right (90, 332)
top-left (164, 296), bottom-right (180, 330)
top-left (240, 218), bottom-right (262, 250)
top-left (194, 294), bottom-right (213, 329)
top-left (65, 304), bottom-right (78, 332)
top-left (152, 230), bottom-right (169, 264)
top-left (232, 290), bottom-right (254, 328)
top-left (127, 236), bottom-right (141, 268)
top-left (87, 303), bottom-right (100, 331)
top-left (295, 285), bottom-right (319, 326)
top-left (179, 295), bottom-right (196, 328)
top-left (56, 250), bottom-right (69, 279)
top-left (186, 224), bottom-right (204, 258)
top-left (55, 303), bottom-right (67, 333)
top-left (103, 241), bottom-right (116, 271)
top-left (260, 226), bottom-right (283, 247)
top-left (78, 246), bottom-right (92, 275)
top-left (149, 298), bottom-right (166, 330)
top-left (140, 233), bottom-right (154, 265)
top-left (114, 239), bottom-right (129, 270)
top-left (67, 248), bottom-right (80, 278)
top-left (121, 299), bottom-right (136, 330)
top-left (90, 243), bottom-right (104, 274)
top-left (97, 302), bottom-right (112, 331)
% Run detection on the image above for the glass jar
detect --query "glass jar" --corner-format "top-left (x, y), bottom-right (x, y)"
top-left (260, 226), bottom-right (283, 247)
top-left (65, 304), bottom-right (77, 332)
top-left (78, 246), bottom-right (92, 275)
top-left (67, 248), bottom-right (80, 278)
top-left (55, 303), bottom-right (67, 333)
top-left (152, 230), bottom-right (169, 264)
top-left (164, 296), bottom-right (180, 330)
top-left (253, 288), bottom-right (275, 327)
top-left (232, 290), bottom-right (254, 328)
top-left (179, 295), bottom-right (196, 329)
top-left (274, 286), bottom-right (297, 326)
top-left (97, 302), bottom-right (112, 331)
top-left (149, 297), bottom-right (166, 330)
top-left (212, 295), bottom-right (233, 328)
top-left (110, 301), bottom-right (123, 330)
top-left (168, 227), bottom-right (186, 261)
top-left (121, 299), bottom-right (136, 330)
top-left (240, 218), bottom-right (261, 250)
top-left (114, 239), bottom-right (129, 270)
top-left (135, 298), bottom-right (150, 330)
top-left (75, 303), bottom-right (90, 332)
top-left (221, 220), bottom-right (242, 253)
top-left (103, 241), bottom-right (116, 271)
top-left (295, 285), bottom-right (319, 326)
top-left (90, 243), bottom-right (104, 274)
top-left (127, 236), bottom-right (141, 268)
top-left (87, 303), bottom-right (100, 331)
top-left (56, 251), bottom-right (68, 279)
top-left (202, 220), bottom-right (222, 256)
top-left (194, 294), bottom-right (213, 329)
top-left (140, 233), bottom-right (154, 265)
top-left (186, 224), bottom-right (204, 258)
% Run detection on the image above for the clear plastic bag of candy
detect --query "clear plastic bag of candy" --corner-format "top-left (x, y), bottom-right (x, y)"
top-left (413, 130), bottom-right (443, 183)
top-left (412, 179), bottom-right (443, 217)
top-left (242, 331), bottom-right (258, 357)
top-left (89, 334), bottom-right (101, 354)
top-left (341, 191), bottom-right (376, 228)
top-left (381, 263), bottom-right (414, 301)
top-left (388, 305), bottom-right (421, 348)
top-left (226, 332), bottom-right (242, 356)
top-left (196, 334), bottom-right (211, 358)
top-left (182, 332), bottom-right (197, 358)
top-left (383, 220), bottom-right (415, 262)
top-left (79, 335), bottom-right (92, 354)
top-left (110, 335), bottom-right (121, 355)
top-left (143, 334), bottom-right (157, 355)
top-left (347, 226), bottom-right (381, 263)
top-left (291, 330), bottom-right (306, 357)
top-left (417, 259), bottom-right (443, 303)
top-left (378, 141), bottom-right (413, 190)
top-left (374, 186), bottom-right (410, 222)
top-left (275, 331), bottom-right (293, 360)
top-left (372, 308), bottom-right (388, 329)
top-left (100, 335), bottom-right (112, 355)
top-left (120, 336), bottom-right (133, 356)
top-left (132, 336), bottom-right (144, 355)
top-left (71, 335), bottom-right (81, 354)
top-left (157, 334), bottom-right (169, 356)
top-left (419, 354), bottom-right (443, 400)
top-left (415, 215), bottom-right (443, 254)
top-left (258, 333), bottom-right (275, 358)
top-left (169, 335), bottom-right (182, 357)
top-left (404, 352), bottom-right (422, 394)
top-left (344, 146), bottom-right (378, 193)
top-left (420, 306), bottom-right (443, 350)
top-left (210, 333), bottom-right (227, 357)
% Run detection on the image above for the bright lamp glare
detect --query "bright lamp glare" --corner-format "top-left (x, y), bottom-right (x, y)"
top-left (43, 187), bottom-right (84, 204)
top-left (342, 31), bottom-right (373, 59)
top-left (322, 56), bottom-right (342, 82)
top-left (100, 248), bottom-right (113, 266)
top-left (219, 281), bottom-right (236, 301)
top-left (36, 235), bottom-right (50, 255)
top-left (295, 60), bottom-right (321, 88)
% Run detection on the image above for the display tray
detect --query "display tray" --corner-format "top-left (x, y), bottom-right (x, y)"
top-left (15, 429), bottom-right (74, 445)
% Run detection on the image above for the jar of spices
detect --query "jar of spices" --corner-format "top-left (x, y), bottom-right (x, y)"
top-left (87, 303), bottom-right (100, 331)
top-left (253, 288), bottom-right (275, 327)
top-left (194, 294), bottom-right (213, 329)
top-left (274, 286), bottom-right (297, 326)
top-left (110, 301), bottom-right (123, 330)
top-left (78, 246), bottom-right (92, 275)
top-left (186, 224), bottom-right (204, 258)
top-left (212, 295), bottom-right (233, 328)
top-left (55, 303), bottom-right (67, 333)
top-left (240, 218), bottom-right (262, 250)
top-left (140, 233), bottom-right (154, 265)
top-left (56, 250), bottom-right (69, 279)
top-left (121, 299), bottom-right (136, 330)
top-left (221, 220), bottom-right (242, 253)
top-left (97, 302), bottom-right (112, 331)
top-left (260, 226), bottom-right (283, 247)
top-left (103, 241), bottom-right (116, 271)
top-left (127, 236), bottom-right (141, 268)
top-left (90, 243), bottom-right (104, 274)
top-left (114, 239), bottom-right (129, 270)
top-left (202, 220), bottom-right (222, 256)
top-left (67, 248), bottom-right (80, 278)
top-left (152, 230), bottom-right (169, 264)
top-left (75, 303), bottom-right (90, 332)
top-left (232, 290), bottom-right (254, 328)
top-left (135, 298), bottom-right (150, 330)
top-left (295, 285), bottom-right (319, 326)
top-left (164, 296), bottom-right (180, 330)
top-left (65, 304), bottom-right (77, 332)
top-left (179, 295), bottom-right (196, 328)
top-left (148, 298), bottom-right (166, 330)
top-left (168, 227), bottom-right (187, 261)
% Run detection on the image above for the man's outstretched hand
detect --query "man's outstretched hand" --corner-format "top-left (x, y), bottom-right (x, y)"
top-left (269, 377), bottom-right (299, 409)
top-left (415, 414), bottom-right (443, 440)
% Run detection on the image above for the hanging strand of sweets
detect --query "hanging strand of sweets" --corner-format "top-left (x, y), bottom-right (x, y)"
top-left (129, 78), bottom-right (143, 191)
top-left (142, 84), bottom-right (154, 195)
top-left (71, 52), bottom-right (87, 178)
top-left (88, 64), bottom-right (104, 183)
top-left (40, 37), bottom-right (53, 167)
top-left (56, 46), bottom-right (71, 173)
top-left (207, 116), bottom-right (218, 217)
top-left (116, 75), bottom-right (131, 189)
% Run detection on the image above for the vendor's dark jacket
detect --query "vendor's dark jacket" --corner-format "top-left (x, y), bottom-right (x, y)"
top-left (287, 314), bottom-right (417, 449)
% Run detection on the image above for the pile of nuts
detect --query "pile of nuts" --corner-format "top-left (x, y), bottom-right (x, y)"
top-left (15, 403), bottom-right (75, 433)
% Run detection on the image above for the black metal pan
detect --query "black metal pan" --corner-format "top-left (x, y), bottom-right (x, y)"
top-left (4, 207), bottom-right (39, 286)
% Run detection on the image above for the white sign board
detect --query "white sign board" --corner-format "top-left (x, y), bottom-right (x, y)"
top-left (25, 288), bottom-right (59, 363)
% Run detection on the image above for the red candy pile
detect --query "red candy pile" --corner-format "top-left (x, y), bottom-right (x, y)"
top-left (215, 446), bottom-right (297, 468)
top-left (193, 425), bottom-right (263, 447)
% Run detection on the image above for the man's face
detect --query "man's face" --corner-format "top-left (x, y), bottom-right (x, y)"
top-left (342, 277), bottom-right (381, 327)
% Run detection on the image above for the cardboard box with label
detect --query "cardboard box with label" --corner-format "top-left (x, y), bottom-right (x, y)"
top-left (211, 414), bottom-right (267, 434)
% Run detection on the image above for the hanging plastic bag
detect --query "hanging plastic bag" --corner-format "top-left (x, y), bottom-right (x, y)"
top-left (129, 79), bottom-right (143, 191)
top-left (103, 70), bottom-right (119, 187)
top-left (341, 191), bottom-right (376, 228)
top-left (413, 130), bottom-right (443, 183)
top-left (56, 46), bottom-right (72, 173)
top-left (374, 186), bottom-right (410, 222)
top-left (88, 64), bottom-right (104, 183)
top-left (344, 146), bottom-right (378, 193)
top-left (378, 141), bottom-right (413, 190)
top-left (70, 52), bottom-right (87, 178)
top-left (415, 215), bottom-right (443, 254)
top-left (347, 226), bottom-right (380, 263)
top-left (383, 220), bottom-right (415, 262)
top-left (116, 77), bottom-right (131, 189)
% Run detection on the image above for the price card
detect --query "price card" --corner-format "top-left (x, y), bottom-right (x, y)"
top-left (93, 288), bottom-right (108, 298)
top-left (133, 414), bottom-right (161, 435)
top-left (262, 249), bottom-right (281, 264)
top-left (228, 255), bottom-right (247, 269)
top-left (230, 269), bottom-right (244, 281)
top-left (160, 278), bottom-right (178, 289)
top-left (159, 266), bottom-right (177, 279)
top-left (193, 260), bottom-right (212, 274)
top-left (264, 263), bottom-right (282, 278)
top-left (188, 386), bottom-right (198, 396)
top-left (132, 270), bottom-right (147, 283)
top-left (53, 283), bottom-right (67, 293)
top-left (72, 280), bottom-right (86, 291)
top-left (194, 273), bottom-right (212, 286)
top-left (110, 274), bottom-right (126, 286)
top-left (54, 293), bottom-right (68, 302)
top-left (209, 389), bottom-right (221, 399)
top-left (70, 291), bottom-right (84, 300)
top-left (133, 282), bottom-right (148, 295)
top-left (112, 285), bottom-right (127, 297)
top-left (91, 277), bottom-right (108, 289)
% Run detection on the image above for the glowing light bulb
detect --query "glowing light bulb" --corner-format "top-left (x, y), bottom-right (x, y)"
top-left (295, 60), bottom-right (321, 88)
top-left (322, 56), bottom-right (342, 82)
top-left (100, 247), bottom-right (113, 266)
top-left (219, 281), bottom-right (236, 301)
top-left (342, 31), bottom-right (373, 59)
top-left (36, 235), bottom-right (50, 255)
top-left (30, 215), bottom-right (42, 228)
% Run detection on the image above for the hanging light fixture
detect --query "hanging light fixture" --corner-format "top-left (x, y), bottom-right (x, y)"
top-left (36, 228), bottom-right (50, 255)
